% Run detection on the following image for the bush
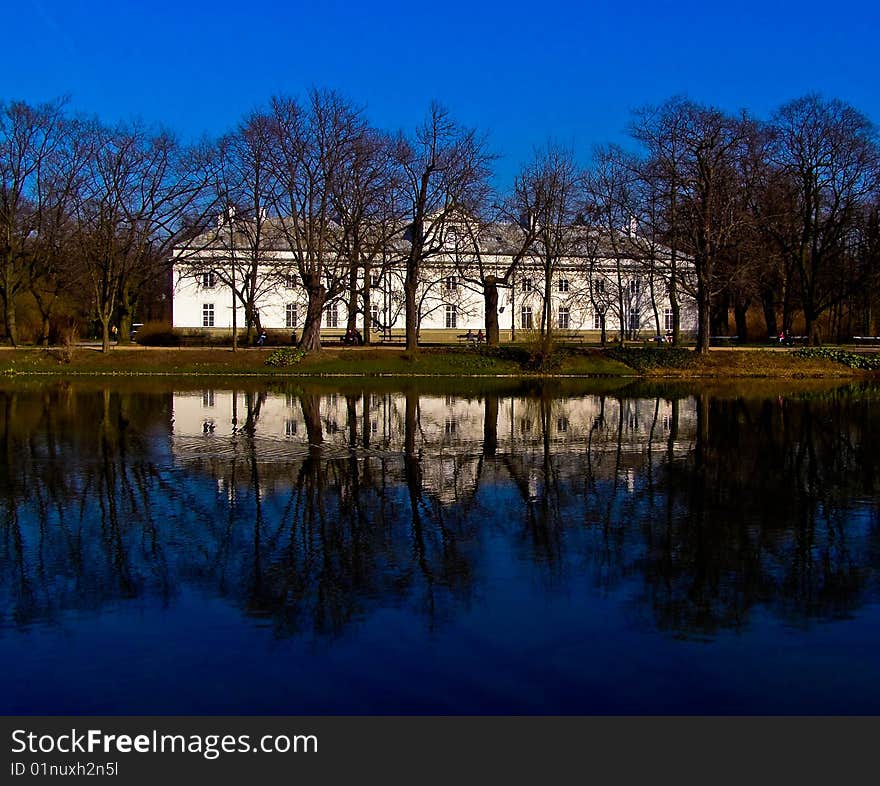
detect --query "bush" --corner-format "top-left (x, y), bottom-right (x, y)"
top-left (795, 347), bottom-right (880, 370)
top-left (265, 347), bottom-right (306, 367)
top-left (135, 321), bottom-right (181, 346)
top-left (606, 345), bottom-right (696, 371)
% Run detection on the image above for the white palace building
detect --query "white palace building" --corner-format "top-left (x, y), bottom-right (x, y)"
top-left (171, 215), bottom-right (696, 342)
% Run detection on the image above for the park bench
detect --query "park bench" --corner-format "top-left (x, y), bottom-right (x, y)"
top-left (768, 334), bottom-right (807, 346)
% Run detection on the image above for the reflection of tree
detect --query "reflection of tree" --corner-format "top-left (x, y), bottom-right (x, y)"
top-left (632, 394), bottom-right (880, 636)
top-left (0, 382), bottom-right (878, 645)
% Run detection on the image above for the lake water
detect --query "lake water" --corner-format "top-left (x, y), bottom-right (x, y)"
top-left (1, 378), bottom-right (878, 714)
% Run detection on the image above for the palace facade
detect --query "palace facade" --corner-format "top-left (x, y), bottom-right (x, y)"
top-left (171, 217), bottom-right (697, 341)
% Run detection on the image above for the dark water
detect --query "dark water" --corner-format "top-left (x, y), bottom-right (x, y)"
top-left (1, 379), bottom-right (879, 715)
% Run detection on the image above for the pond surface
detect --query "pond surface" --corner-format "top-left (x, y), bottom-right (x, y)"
top-left (1, 378), bottom-right (879, 714)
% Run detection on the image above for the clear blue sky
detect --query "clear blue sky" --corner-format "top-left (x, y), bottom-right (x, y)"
top-left (6, 0), bottom-right (878, 183)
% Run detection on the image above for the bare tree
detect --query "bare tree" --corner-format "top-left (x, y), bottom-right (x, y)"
top-left (265, 90), bottom-right (368, 352)
top-left (587, 145), bottom-right (646, 343)
top-left (667, 102), bottom-right (751, 353)
top-left (0, 98), bottom-right (67, 344)
top-left (764, 95), bottom-right (879, 343)
top-left (71, 120), bottom-right (216, 352)
top-left (25, 112), bottom-right (91, 344)
top-left (208, 113), bottom-right (278, 349)
top-left (330, 128), bottom-right (403, 346)
top-left (394, 104), bottom-right (494, 352)
top-left (630, 97), bottom-right (691, 345)
top-left (510, 145), bottom-right (583, 345)
top-left (446, 207), bottom-right (537, 347)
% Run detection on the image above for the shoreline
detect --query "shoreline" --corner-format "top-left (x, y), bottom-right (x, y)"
top-left (0, 345), bottom-right (874, 381)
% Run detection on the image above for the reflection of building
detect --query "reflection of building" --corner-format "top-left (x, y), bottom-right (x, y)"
top-left (171, 390), bottom-right (699, 504)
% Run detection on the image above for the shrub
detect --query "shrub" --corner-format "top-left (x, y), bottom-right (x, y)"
top-left (51, 324), bottom-right (78, 364)
top-left (265, 347), bottom-right (306, 367)
top-left (135, 321), bottom-right (181, 346)
top-left (795, 347), bottom-right (880, 370)
top-left (606, 345), bottom-right (696, 371)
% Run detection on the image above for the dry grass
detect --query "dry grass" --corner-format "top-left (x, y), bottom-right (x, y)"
top-left (0, 344), bottom-right (872, 379)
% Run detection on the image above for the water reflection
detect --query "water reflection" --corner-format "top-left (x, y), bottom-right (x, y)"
top-left (1, 380), bottom-right (879, 711)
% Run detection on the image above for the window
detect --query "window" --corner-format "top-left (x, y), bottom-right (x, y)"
top-left (202, 390), bottom-right (215, 408)
top-left (445, 304), bottom-right (457, 329)
top-left (558, 278), bottom-right (569, 293)
top-left (202, 303), bottom-right (215, 327)
top-left (557, 417), bottom-right (569, 433)
top-left (284, 274), bottom-right (297, 289)
top-left (369, 272), bottom-right (380, 287)
top-left (370, 304), bottom-right (380, 328)
top-left (521, 278), bottom-right (533, 293)
top-left (285, 419), bottom-right (298, 436)
top-left (595, 279), bottom-right (605, 294)
top-left (630, 279), bottom-right (641, 296)
top-left (325, 304), bottom-right (338, 328)
top-left (520, 305), bottom-right (533, 330)
top-left (520, 418), bottom-right (532, 434)
top-left (201, 272), bottom-right (216, 289)
top-left (664, 308), bottom-right (674, 332)
top-left (445, 275), bottom-right (458, 291)
top-left (285, 304), bottom-right (298, 329)
top-left (444, 418), bottom-right (458, 436)
top-left (629, 310), bottom-right (640, 330)
top-left (593, 312), bottom-right (602, 330)
top-left (558, 307), bottom-right (570, 330)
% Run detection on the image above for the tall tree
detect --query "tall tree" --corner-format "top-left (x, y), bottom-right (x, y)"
top-left (764, 95), bottom-right (879, 343)
top-left (674, 102), bottom-right (750, 353)
top-left (630, 97), bottom-right (690, 345)
top-left (0, 98), bottom-right (67, 344)
top-left (266, 90), bottom-right (368, 352)
top-left (394, 104), bottom-right (493, 352)
top-left (72, 120), bottom-right (215, 352)
top-left (331, 128), bottom-right (403, 346)
top-left (510, 145), bottom-right (583, 344)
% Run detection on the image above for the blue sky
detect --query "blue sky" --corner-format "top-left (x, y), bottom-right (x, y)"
top-left (6, 0), bottom-right (878, 183)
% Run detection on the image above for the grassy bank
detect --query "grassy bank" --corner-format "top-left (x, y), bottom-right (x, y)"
top-left (0, 344), bottom-right (874, 379)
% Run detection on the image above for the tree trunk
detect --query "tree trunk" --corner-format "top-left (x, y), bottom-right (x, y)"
top-left (346, 262), bottom-right (359, 334)
top-left (117, 287), bottom-right (136, 346)
top-left (733, 300), bottom-right (749, 342)
top-left (100, 314), bottom-right (110, 354)
top-left (32, 289), bottom-right (54, 346)
top-left (696, 259), bottom-right (711, 354)
top-left (805, 309), bottom-right (821, 345)
top-left (404, 277), bottom-right (418, 353)
top-left (760, 286), bottom-right (777, 337)
top-left (669, 255), bottom-right (681, 345)
top-left (710, 290), bottom-right (729, 336)
top-left (484, 277), bottom-right (499, 346)
top-left (361, 271), bottom-right (371, 346)
top-left (3, 294), bottom-right (17, 347)
top-left (298, 275), bottom-right (326, 353)
top-left (649, 274), bottom-right (661, 337)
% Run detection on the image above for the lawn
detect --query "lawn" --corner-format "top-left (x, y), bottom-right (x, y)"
top-left (0, 343), bottom-right (873, 379)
